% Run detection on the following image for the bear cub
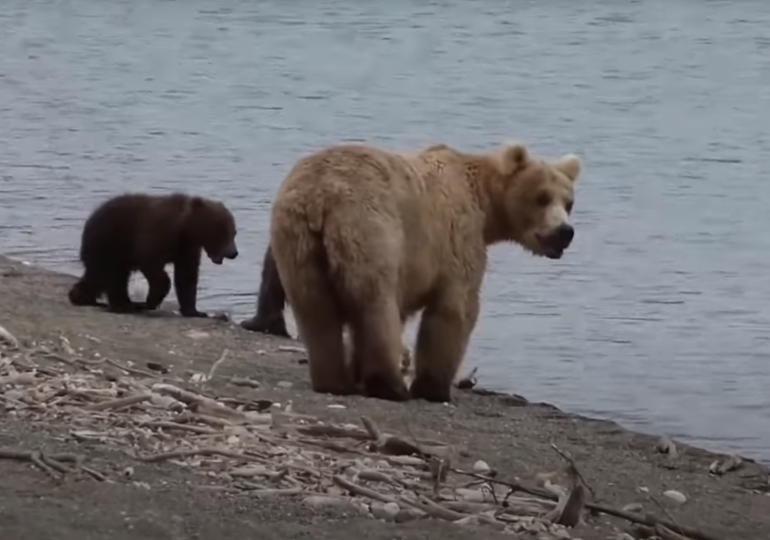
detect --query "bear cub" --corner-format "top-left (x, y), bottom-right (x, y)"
top-left (68, 192), bottom-right (238, 317)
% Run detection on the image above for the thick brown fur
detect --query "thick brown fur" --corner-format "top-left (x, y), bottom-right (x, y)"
top-left (239, 245), bottom-right (291, 338)
top-left (68, 192), bottom-right (238, 317)
top-left (269, 142), bottom-right (580, 403)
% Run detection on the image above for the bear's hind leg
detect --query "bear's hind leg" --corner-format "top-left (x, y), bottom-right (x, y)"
top-left (410, 290), bottom-right (480, 403)
top-left (68, 269), bottom-right (104, 306)
top-left (348, 296), bottom-right (409, 402)
top-left (289, 273), bottom-right (355, 397)
top-left (105, 267), bottom-right (142, 314)
top-left (141, 266), bottom-right (171, 311)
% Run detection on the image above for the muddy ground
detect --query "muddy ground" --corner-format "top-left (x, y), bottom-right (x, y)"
top-left (0, 253), bottom-right (767, 540)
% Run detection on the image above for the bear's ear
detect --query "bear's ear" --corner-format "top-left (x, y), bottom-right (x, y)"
top-left (496, 143), bottom-right (529, 175)
top-left (553, 154), bottom-right (581, 183)
top-left (190, 196), bottom-right (206, 210)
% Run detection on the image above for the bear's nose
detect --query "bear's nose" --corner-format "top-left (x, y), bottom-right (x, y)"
top-left (228, 249), bottom-right (239, 260)
top-left (555, 223), bottom-right (574, 247)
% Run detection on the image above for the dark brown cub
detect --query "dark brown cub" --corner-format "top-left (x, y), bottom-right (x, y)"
top-left (68, 192), bottom-right (238, 317)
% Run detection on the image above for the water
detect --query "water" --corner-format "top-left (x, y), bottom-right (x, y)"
top-left (1, 0), bottom-right (769, 462)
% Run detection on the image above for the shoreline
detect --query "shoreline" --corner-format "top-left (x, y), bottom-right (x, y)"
top-left (1, 252), bottom-right (769, 539)
top-left (5, 250), bottom-right (767, 467)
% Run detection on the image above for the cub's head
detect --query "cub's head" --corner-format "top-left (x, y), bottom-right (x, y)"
top-left (488, 143), bottom-right (581, 259)
top-left (189, 197), bottom-right (239, 265)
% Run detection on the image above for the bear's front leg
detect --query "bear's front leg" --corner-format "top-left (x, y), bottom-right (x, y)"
top-left (410, 292), bottom-right (480, 403)
top-left (173, 248), bottom-right (208, 318)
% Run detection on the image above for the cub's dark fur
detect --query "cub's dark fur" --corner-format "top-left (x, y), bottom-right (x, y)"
top-left (68, 192), bottom-right (238, 317)
top-left (239, 245), bottom-right (290, 337)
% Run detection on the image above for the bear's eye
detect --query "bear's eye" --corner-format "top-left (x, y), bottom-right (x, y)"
top-left (565, 200), bottom-right (574, 214)
top-left (535, 192), bottom-right (551, 208)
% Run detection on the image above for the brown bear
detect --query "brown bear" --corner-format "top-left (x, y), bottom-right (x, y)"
top-left (239, 245), bottom-right (291, 338)
top-left (269, 141), bottom-right (580, 403)
top-left (68, 192), bottom-right (238, 317)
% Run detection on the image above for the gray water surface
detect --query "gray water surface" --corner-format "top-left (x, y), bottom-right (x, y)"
top-left (2, 0), bottom-right (769, 462)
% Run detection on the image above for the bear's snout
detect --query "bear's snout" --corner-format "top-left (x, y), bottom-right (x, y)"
top-left (553, 222), bottom-right (574, 248)
top-left (225, 248), bottom-right (239, 260)
top-left (537, 223), bottom-right (574, 259)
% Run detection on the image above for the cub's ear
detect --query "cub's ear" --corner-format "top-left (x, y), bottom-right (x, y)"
top-left (553, 154), bottom-right (581, 183)
top-left (495, 142), bottom-right (529, 175)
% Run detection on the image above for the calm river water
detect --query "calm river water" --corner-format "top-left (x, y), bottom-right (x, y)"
top-left (1, 0), bottom-right (769, 462)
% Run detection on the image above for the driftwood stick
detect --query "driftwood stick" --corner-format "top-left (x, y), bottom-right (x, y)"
top-left (332, 474), bottom-right (398, 504)
top-left (137, 446), bottom-right (265, 464)
top-left (206, 348), bottom-right (230, 381)
top-left (105, 358), bottom-right (159, 378)
top-left (550, 442), bottom-right (596, 499)
top-left (141, 420), bottom-right (218, 434)
top-left (29, 451), bottom-right (59, 479)
top-left (86, 393), bottom-right (152, 411)
top-left (454, 470), bottom-right (720, 540)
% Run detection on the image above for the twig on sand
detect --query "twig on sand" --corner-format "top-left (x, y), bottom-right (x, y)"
top-left (0, 324), bottom-right (20, 349)
top-left (137, 446), bottom-right (267, 464)
top-left (105, 358), bottom-right (159, 379)
top-left (205, 348), bottom-right (229, 382)
top-left (360, 415), bottom-right (449, 458)
top-left (452, 468), bottom-right (720, 540)
top-left (0, 447), bottom-right (104, 481)
top-left (86, 393), bottom-right (152, 411)
top-left (549, 442), bottom-right (595, 499)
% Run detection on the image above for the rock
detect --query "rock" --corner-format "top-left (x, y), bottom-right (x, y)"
top-left (709, 454), bottom-right (743, 475)
top-left (454, 515), bottom-right (480, 527)
top-left (655, 435), bottom-right (678, 457)
top-left (369, 501), bottom-right (400, 521)
top-left (621, 502), bottom-right (643, 513)
top-left (276, 381), bottom-right (293, 389)
top-left (663, 489), bottom-right (687, 505)
top-left (616, 534), bottom-right (636, 540)
top-left (455, 488), bottom-right (492, 503)
top-left (184, 329), bottom-right (209, 340)
top-left (327, 404), bottom-right (346, 410)
top-left (473, 460), bottom-right (491, 474)
top-left (303, 495), bottom-right (353, 511)
top-left (395, 508), bottom-right (425, 523)
top-left (552, 527), bottom-right (572, 539)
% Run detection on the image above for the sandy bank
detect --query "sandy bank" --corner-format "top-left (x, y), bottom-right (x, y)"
top-left (0, 253), bottom-right (767, 540)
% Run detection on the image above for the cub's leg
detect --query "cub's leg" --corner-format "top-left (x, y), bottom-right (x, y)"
top-left (68, 268), bottom-right (104, 306)
top-left (173, 248), bottom-right (208, 318)
top-left (141, 266), bottom-right (172, 311)
top-left (240, 245), bottom-right (291, 337)
top-left (105, 267), bottom-right (142, 313)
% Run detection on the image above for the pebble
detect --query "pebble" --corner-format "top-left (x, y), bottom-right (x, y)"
top-left (303, 495), bottom-right (353, 511)
top-left (621, 502), bottom-right (643, 513)
top-left (663, 489), bottom-right (687, 505)
top-left (327, 404), bottom-right (346, 410)
top-left (552, 527), bottom-right (571, 539)
top-left (472, 460), bottom-right (491, 474)
top-left (455, 487), bottom-right (492, 503)
top-left (369, 501), bottom-right (400, 521)
top-left (617, 534), bottom-right (636, 540)
top-left (394, 508), bottom-right (425, 523)
top-left (276, 381), bottom-right (293, 389)
top-left (184, 329), bottom-right (209, 340)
